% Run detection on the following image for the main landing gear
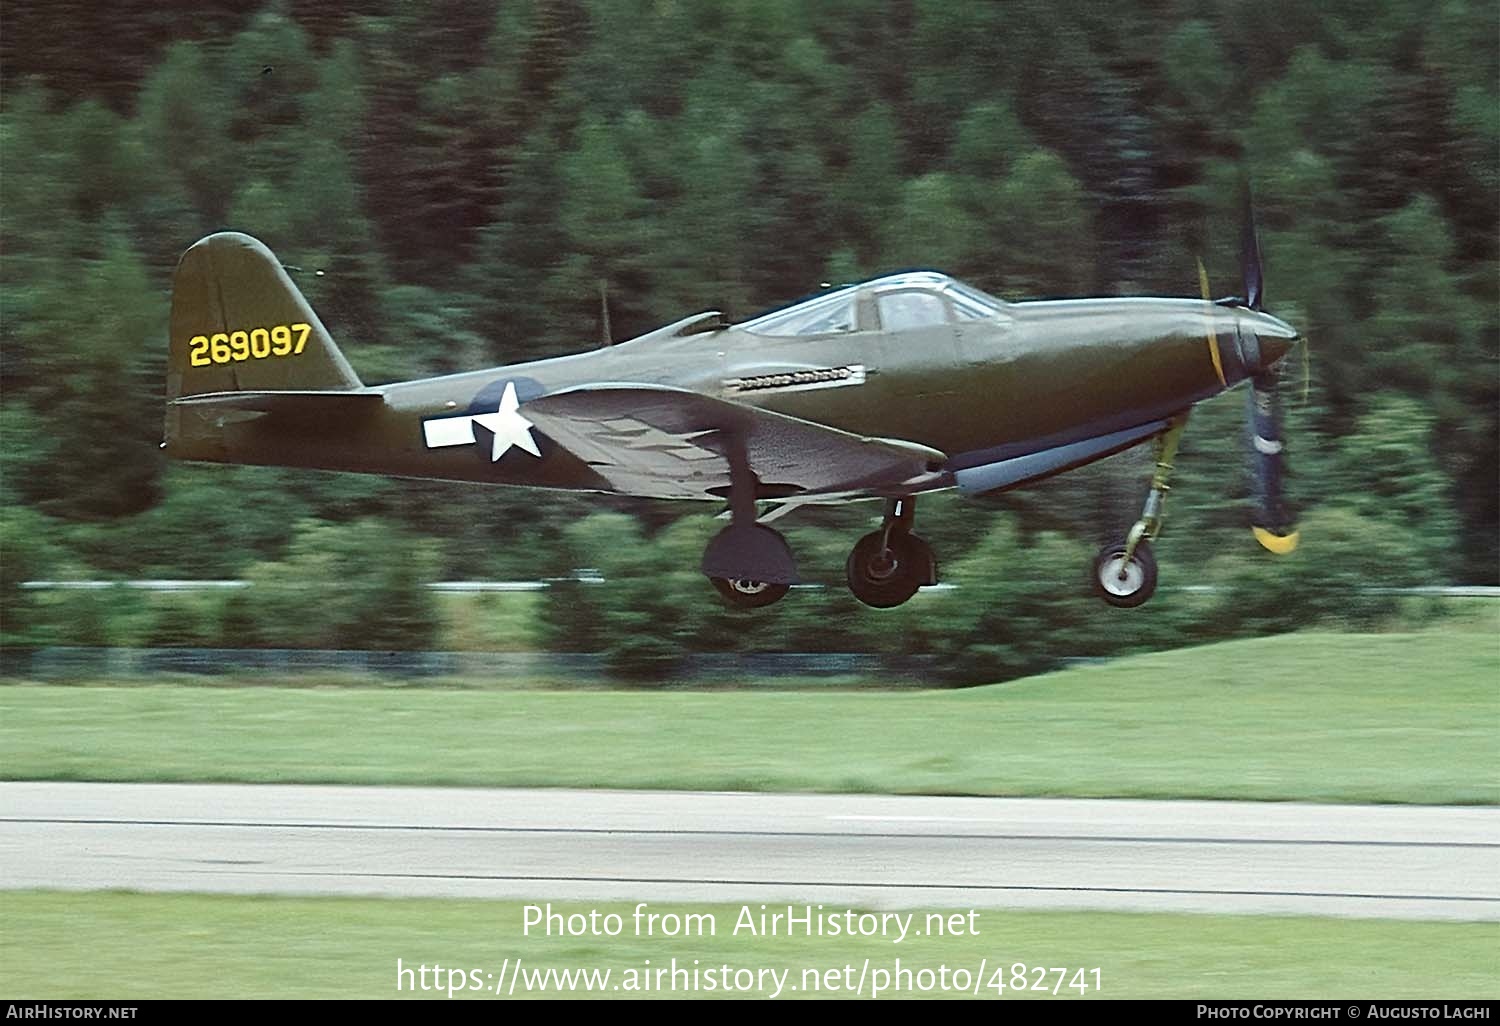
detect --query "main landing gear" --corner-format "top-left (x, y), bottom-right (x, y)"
top-left (702, 486), bottom-right (938, 609)
top-left (701, 439), bottom-right (798, 609)
top-left (845, 497), bottom-right (937, 609)
top-left (1091, 415), bottom-right (1187, 609)
top-left (709, 571), bottom-right (790, 609)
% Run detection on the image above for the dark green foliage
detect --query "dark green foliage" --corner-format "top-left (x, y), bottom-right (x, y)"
top-left (219, 591), bottom-right (261, 649)
top-left (241, 519), bottom-right (442, 650)
top-left (1203, 508), bottom-right (1433, 634)
top-left (2, 1), bottom-right (1496, 671)
top-left (0, 508), bottom-right (65, 645)
top-left (541, 513), bottom-right (703, 678)
top-left (145, 594), bottom-right (224, 648)
top-left (4, 232), bottom-right (166, 519)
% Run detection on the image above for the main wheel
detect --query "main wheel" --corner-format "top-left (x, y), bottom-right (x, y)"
top-left (1091, 539), bottom-right (1158, 608)
top-left (711, 576), bottom-right (790, 609)
top-left (846, 531), bottom-right (928, 608)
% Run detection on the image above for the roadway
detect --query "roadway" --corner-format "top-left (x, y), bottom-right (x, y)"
top-left (2, 783), bottom-right (1495, 920)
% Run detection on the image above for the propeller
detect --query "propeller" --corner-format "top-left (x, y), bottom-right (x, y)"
top-left (599, 278), bottom-right (613, 347)
top-left (1196, 181), bottom-right (1300, 554)
top-left (1247, 363), bottom-right (1299, 553)
top-left (1237, 183), bottom-right (1300, 555)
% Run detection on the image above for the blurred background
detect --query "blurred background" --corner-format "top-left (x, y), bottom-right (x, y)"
top-left (1, 0), bottom-right (1495, 683)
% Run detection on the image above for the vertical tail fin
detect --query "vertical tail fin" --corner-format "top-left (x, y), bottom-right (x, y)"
top-left (167, 232), bottom-right (362, 401)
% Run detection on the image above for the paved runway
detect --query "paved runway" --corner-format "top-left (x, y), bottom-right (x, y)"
top-left (3, 783), bottom-right (1496, 920)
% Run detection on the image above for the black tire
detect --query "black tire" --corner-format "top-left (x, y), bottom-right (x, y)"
top-left (1091, 539), bottom-right (1158, 608)
top-left (710, 576), bottom-right (790, 609)
top-left (846, 531), bottom-right (926, 608)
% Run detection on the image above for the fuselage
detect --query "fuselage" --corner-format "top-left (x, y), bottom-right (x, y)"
top-left (177, 280), bottom-right (1297, 500)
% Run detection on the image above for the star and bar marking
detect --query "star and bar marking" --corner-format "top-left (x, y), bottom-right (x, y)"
top-left (422, 381), bottom-right (541, 462)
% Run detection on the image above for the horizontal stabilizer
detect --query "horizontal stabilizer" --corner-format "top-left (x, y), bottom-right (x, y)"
top-left (170, 389), bottom-right (384, 425)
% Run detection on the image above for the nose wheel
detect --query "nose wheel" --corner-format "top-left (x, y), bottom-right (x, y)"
top-left (1091, 539), bottom-right (1158, 608)
top-left (1091, 414), bottom-right (1186, 609)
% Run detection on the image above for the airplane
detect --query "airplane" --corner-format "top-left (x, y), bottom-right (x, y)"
top-left (162, 205), bottom-right (1300, 611)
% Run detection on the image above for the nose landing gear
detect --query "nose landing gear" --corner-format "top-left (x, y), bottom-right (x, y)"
top-left (1092, 414), bottom-right (1186, 608)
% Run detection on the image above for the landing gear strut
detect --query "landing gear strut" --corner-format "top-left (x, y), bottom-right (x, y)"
top-left (1092, 415), bottom-right (1187, 608)
top-left (846, 497), bottom-right (937, 608)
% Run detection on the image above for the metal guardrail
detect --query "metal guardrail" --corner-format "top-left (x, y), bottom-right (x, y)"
top-left (19, 580), bottom-right (1500, 597)
top-left (426, 581), bottom-right (550, 593)
top-left (21, 580), bottom-right (251, 592)
top-left (0, 647), bottom-right (936, 683)
top-left (1365, 585), bottom-right (1500, 598)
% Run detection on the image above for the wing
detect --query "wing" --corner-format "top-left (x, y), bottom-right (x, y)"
top-left (522, 384), bottom-right (948, 501)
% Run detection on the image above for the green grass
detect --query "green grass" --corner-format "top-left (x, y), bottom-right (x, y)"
top-left (2, 892), bottom-right (1493, 999)
top-left (3, 632), bottom-right (1496, 803)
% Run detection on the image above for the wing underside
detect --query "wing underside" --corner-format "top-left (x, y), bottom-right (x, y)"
top-left (523, 384), bottom-right (948, 501)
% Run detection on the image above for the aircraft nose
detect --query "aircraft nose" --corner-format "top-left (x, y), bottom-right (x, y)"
top-left (1238, 309), bottom-right (1299, 371)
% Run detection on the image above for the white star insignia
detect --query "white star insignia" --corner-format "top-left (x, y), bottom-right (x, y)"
top-left (470, 381), bottom-right (541, 461)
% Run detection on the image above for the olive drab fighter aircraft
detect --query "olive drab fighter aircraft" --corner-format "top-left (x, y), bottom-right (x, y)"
top-left (163, 201), bottom-right (1301, 610)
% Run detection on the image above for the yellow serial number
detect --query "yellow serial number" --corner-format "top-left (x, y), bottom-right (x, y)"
top-left (188, 323), bottom-right (311, 366)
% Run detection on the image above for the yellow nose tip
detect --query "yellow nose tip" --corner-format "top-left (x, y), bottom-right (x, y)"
top-left (1252, 526), bottom-right (1300, 554)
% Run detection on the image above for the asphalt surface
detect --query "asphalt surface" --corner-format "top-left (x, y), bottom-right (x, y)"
top-left (3, 783), bottom-right (1496, 920)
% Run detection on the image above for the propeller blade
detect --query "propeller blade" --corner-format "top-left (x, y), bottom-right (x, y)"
top-left (599, 278), bottom-right (613, 346)
top-left (1196, 256), bottom-right (1228, 387)
top-left (1300, 336), bottom-right (1311, 405)
top-left (1247, 367), bottom-right (1298, 554)
top-left (1240, 179), bottom-right (1264, 311)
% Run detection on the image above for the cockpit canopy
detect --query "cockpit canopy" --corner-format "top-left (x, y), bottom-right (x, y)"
top-left (737, 272), bottom-right (1007, 337)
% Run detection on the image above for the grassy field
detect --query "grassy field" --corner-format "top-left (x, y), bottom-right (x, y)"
top-left (2, 631), bottom-right (1496, 803)
top-left (3, 892), bottom-right (1494, 999)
